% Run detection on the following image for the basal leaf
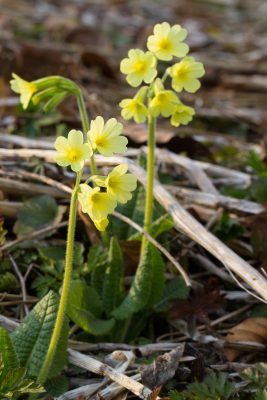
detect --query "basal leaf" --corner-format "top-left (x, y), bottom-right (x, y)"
top-left (14, 195), bottom-right (59, 237)
top-left (102, 237), bottom-right (124, 315)
top-left (146, 246), bottom-right (165, 307)
top-left (11, 291), bottom-right (68, 380)
top-left (88, 245), bottom-right (108, 297)
top-left (67, 280), bottom-right (114, 335)
top-left (0, 328), bottom-right (19, 372)
top-left (112, 244), bottom-right (152, 320)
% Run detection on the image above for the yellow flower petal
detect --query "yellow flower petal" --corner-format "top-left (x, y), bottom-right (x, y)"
top-left (120, 49), bottom-right (157, 88)
top-left (89, 117), bottom-right (128, 156)
top-left (10, 73), bottom-right (38, 109)
top-left (54, 130), bottom-right (91, 172)
top-left (105, 164), bottom-right (137, 204)
top-left (147, 22), bottom-right (188, 61)
top-left (170, 57), bottom-right (205, 93)
top-left (94, 218), bottom-right (109, 231)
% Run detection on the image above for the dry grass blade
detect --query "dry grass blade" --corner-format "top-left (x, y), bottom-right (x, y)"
top-left (68, 349), bottom-right (157, 400)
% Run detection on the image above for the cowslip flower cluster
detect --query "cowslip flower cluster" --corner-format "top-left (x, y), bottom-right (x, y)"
top-left (55, 117), bottom-right (137, 231)
top-left (119, 22), bottom-right (205, 128)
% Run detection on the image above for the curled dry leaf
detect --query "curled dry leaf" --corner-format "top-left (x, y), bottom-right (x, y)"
top-left (141, 344), bottom-right (184, 390)
top-left (224, 317), bottom-right (267, 361)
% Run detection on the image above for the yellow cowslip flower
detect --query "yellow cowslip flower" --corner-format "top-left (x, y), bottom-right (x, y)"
top-left (88, 116), bottom-right (128, 156)
top-left (94, 218), bottom-right (109, 232)
top-left (54, 130), bottom-right (92, 172)
top-left (120, 49), bottom-right (157, 87)
top-left (149, 79), bottom-right (179, 117)
top-left (10, 73), bottom-right (38, 109)
top-left (78, 184), bottom-right (117, 231)
top-left (92, 164), bottom-right (137, 204)
top-left (169, 57), bottom-right (205, 93)
top-left (119, 86), bottom-right (148, 123)
top-left (170, 104), bottom-right (195, 127)
top-left (147, 22), bottom-right (189, 61)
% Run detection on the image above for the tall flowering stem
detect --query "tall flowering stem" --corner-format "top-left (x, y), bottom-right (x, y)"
top-left (37, 171), bottom-right (81, 385)
top-left (141, 113), bottom-right (156, 253)
top-left (77, 90), bottom-right (97, 175)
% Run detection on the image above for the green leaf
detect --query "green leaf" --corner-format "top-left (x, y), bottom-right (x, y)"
top-left (0, 272), bottom-right (18, 292)
top-left (102, 237), bottom-right (124, 315)
top-left (45, 375), bottom-right (68, 396)
top-left (247, 151), bottom-right (267, 177)
top-left (68, 280), bottom-right (103, 317)
top-left (88, 245), bottom-right (108, 297)
top-left (250, 178), bottom-right (267, 203)
top-left (154, 277), bottom-right (189, 312)
top-left (14, 195), bottom-right (59, 237)
top-left (39, 243), bottom-right (84, 266)
top-left (250, 305), bottom-right (267, 317)
top-left (112, 244), bottom-right (153, 320)
top-left (0, 328), bottom-right (19, 381)
top-left (67, 280), bottom-right (114, 335)
top-left (129, 214), bottom-right (174, 241)
top-left (0, 367), bottom-right (26, 392)
top-left (11, 291), bottom-right (68, 380)
top-left (146, 246), bottom-right (165, 307)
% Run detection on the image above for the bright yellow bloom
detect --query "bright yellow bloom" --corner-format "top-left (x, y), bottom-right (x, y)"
top-left (149, 79), bottom-right (179, 117)
top-left (147, 22), bottom-right (189, 61)
top-left (54, 130), bottom-right (92, 172)
top-left (93, 164), bottom-right (137, 204)
top-left (88, 116), bottom-right (128, 156)
top-left (119, 87), bottom-right (148, 123)
top-left (169, 57), bottom-right (205, 93)
top-left (10, 73), bottom-right (38, 109)
top-left (120, 49), bottom-right (157, 87)
top-left (94, 218), bottom-right (109, 232)
top-left (78, 184), bottom-right (117, 231)
top-left (170, 104), bottom-right (195, 127)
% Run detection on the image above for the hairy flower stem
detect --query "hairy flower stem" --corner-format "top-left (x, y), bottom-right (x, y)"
top-left (37, 172), bottom-right (81, 385)
top-left (77, 90), bottom-right (97, 175)
top-left (141, 113), bottom-right (156, 254)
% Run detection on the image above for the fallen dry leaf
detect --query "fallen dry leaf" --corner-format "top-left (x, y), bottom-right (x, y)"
top-left (224, 317), bottom-right (267, 361)
top-left (141, 344), bottom-right (184, 389)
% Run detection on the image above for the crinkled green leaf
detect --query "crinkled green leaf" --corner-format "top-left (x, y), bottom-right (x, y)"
top-left (146, 246), bottom-right (165, 307)
top-left (102, 237), bottom-right (124, 315)
top-left (112, 244), bottom-right (152, 320)
top-left (11, 291), bottom-right (68, 380)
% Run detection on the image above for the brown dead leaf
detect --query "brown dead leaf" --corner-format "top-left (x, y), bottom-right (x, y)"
top-left (224, 317), bottom-right (267, 361)
top-left (141, 344), bottom-right (184, 390)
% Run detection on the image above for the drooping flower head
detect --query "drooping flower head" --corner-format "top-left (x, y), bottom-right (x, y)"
top-left (119, 86), bottom-right (148, 123)
top-left (149, 78), bottom-right (179, 117)
top-left (54, 130), bottom-right (92, 172)
top-left (169, 57), bottom-right (205, 93)
top-left (147, 22), bottom-right (189, 61)
top-left (92, 163), bottom-right (137, 204)
top-left (88, 116), bottom-right (128, 157)
top-left (10, 73), bottom-right (38, 109)
top-left (78, 184), bottom-right (117, 231)
top-left (120, 49), bottom-right (157, 87)
top-left (170, 104), bottom-right (195, 127)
